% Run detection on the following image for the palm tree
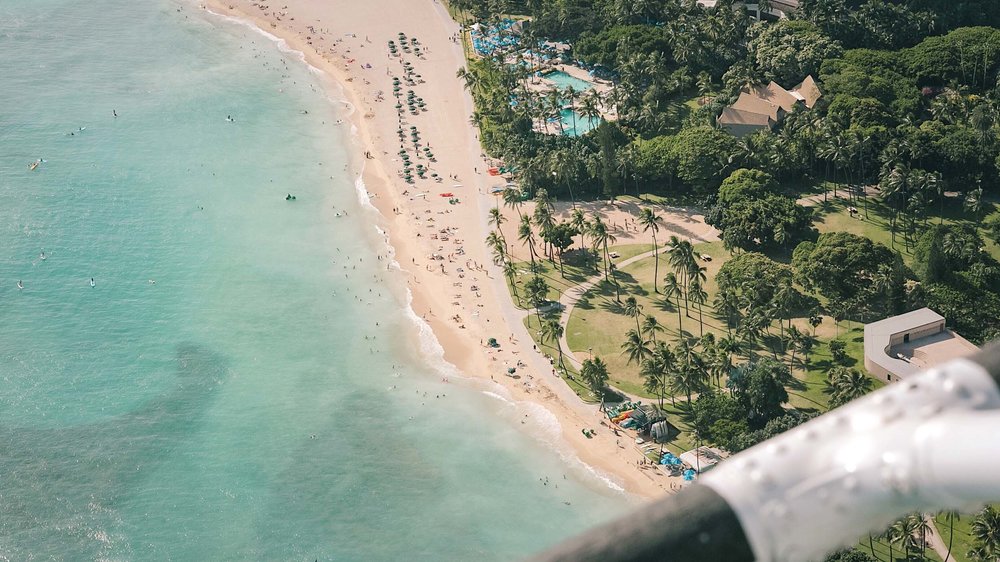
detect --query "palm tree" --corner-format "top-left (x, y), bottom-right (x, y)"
top-left (785, 325), bottom-right (803, 373)
top-left (621, 329), bottom-right (652, 367)
top-left (518, 214), bottom-right (539, 268)
top-left (570, 208), bottom-right (589, 254)
top-left (503, 187), bottom-right (524, 219)
top-left (739, 308), bottom-right (767, 361)
top-left (714, 289), bottom-right (741, 335)
top-left (667, 236), bottom-right (697, 317)
top-left (640, 341), bottom-right (675, 409)
top-left (971, 506), bottom-right (1000, 560)
top-left (534, 203), bottom-right (556, 262)
top-left (912, 514), bottom-right (933, 561)
top-left (827, 367), bottom-right (873, 407)
top-left (589, 215), bottom-right (610, 279)
top-left (590, 215), bottom-right (617, 288)
top-left (563, 85), bottom-right (578, 134)
top-left (624, 296), bottom-right (643, 334)
top-left (541, 317), bottom-right (566, 369)
top-left (549, 148), bottom-right (579, 208)
top-left (486, 230), bottom-right (506, 266)
top-left (641, 315), bottom-right (664, 344)
top-left (502, 260), bottom-right (520, 303)
top-left (687, 265), bottom-right (707, 319)
top-left (673, 337), bottom-right (707, 404)
top-left (705, 339), bottom-right (731, 389)
top-left (941, 510), bottom-right (961, 562)
top-left (880, 162), bottom-right (911, 248)
top-left (689, 276), bottom-right (708, 337)
top-left (580, 357), bottom-right (610, 400)
top-left (771, 281), bottom-right (797, 339)
top-left (890, 514), bottom-right (923, 561)
top-left (662, 272), bottom-right (683, 334)
top-left (579, 88), bottom-right (603, 130)
top-left (524, 275), bottom-right (549, 324)
top-left (488, 207), bottom-right (507, 250)
top-left (880, 525), bottom-right (896, 562)
top-left (965, 185), bottom-right (985, 222)
top-left (638, 208), bottom-right (663, 293)
top-left (456, 66), bottom-right (481, 96)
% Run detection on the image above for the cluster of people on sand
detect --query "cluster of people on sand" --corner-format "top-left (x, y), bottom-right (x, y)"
top-left (228, 4), bottom-right (689, 496)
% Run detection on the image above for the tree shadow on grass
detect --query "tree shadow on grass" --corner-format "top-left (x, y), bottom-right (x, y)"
top-left (614, 271), bottom-right (638, 286)
top-left (653, 297), bottom-right (679, 314)
top-left (600, 298), bottom-right (625, 315)
top-left (784, 374), bottom-right (807, 392)
top-left (575, 294), bottom-right (595, 310)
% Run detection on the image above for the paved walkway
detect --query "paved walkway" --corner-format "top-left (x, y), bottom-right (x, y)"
top-left (925, 514), bottom-right (957, 562)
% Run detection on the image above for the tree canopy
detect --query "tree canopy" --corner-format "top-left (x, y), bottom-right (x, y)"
top-left (746, 20), bottom-right (843, 86)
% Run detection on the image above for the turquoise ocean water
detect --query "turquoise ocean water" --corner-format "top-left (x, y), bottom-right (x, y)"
top-left (0, 0), bottom-right (628, 559)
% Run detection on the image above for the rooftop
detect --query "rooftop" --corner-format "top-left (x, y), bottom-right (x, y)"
top-left (743, 81), bottom-right (798, 113)
top-left (864, 308), bottom-right (978, 380)
top-left (792, 75), bottom-right (822, 108)
top-left (717, 106), bottom-right (774, 126)
top-left (731, 91), bottom-right (782, 121)
top-left (679, 446), bottom-right (727, 473)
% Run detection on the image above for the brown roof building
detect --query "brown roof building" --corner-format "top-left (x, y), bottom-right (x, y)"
top-left (791, 75), bottom-right (822, 108)
top-left (718, 76), bottom-right (822, 137)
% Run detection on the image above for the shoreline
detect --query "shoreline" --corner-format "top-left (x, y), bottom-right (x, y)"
top-left (197, 0), bottom-right (680, 499)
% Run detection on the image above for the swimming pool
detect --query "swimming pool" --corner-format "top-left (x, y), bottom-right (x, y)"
top-left (558, 109), bottom-right (599, 136)
top-left (544, 70), bottom-right (594, 92)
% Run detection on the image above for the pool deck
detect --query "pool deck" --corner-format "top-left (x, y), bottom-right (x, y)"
top-left (527, 64), bottom-right (616, 135)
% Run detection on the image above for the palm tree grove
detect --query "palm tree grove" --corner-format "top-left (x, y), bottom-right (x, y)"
top-left (458, 0), bottom-right (1000, 559)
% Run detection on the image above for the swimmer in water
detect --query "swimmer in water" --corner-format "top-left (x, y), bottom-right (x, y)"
top-left (90, 278), bottom-right (96, 287)
top-left (226, 115), bottom-right (234, 122)
top-left (17, 280), bottom-right (23, 290)
top-left (39, 250), bottom-right (46, 261)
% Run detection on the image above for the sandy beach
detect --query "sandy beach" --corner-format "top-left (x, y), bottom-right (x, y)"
top-left (198, 0), bottom-right (718, 499)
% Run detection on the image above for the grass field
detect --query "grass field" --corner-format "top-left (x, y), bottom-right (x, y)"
top-left (505, 243), bottom-right (653, 308)
top-left (810, 196), bottom-right (1000, 265)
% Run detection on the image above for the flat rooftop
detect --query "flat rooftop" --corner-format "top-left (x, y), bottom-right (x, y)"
top-left (891, 330), bottom-right (979, 370)
top-left (864, 308), bottom-right (978, 379)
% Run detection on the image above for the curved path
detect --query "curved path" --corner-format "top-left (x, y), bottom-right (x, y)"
top-left (556, 230), bottom-right (716, 374)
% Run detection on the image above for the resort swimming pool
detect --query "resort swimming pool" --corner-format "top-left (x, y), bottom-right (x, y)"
top-left (559, 109), bottom-right (599, 136)
top-left (544, 70), bottom-right (595, 92)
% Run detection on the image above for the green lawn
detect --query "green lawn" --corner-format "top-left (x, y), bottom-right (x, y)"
top-left (811, 196), bottom-right (1000, 266)
top-left (522, 313), bottom-right (599, 403)
top-left (505, 244), bottom-right (657, 309)
top-left (787, 325), bottom-right (879, 412)
top-left (860, 536), bottom-right (944, 562)
top-left (565, 240), bottom-right (730, 396)
top-left (931, 507), bottom-right (1000, 562)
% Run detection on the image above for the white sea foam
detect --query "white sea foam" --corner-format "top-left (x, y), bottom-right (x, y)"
top-left (200, 0), bottom-right (627, 497)
top-left (200, 6), bottom-right (325, 76)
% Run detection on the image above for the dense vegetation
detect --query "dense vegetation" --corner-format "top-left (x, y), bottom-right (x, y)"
top-left (456, 1), bottom-right (1000, 559)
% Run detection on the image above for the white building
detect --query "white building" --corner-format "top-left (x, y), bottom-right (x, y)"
top-left (863, 308), bottom-right (978, 382)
